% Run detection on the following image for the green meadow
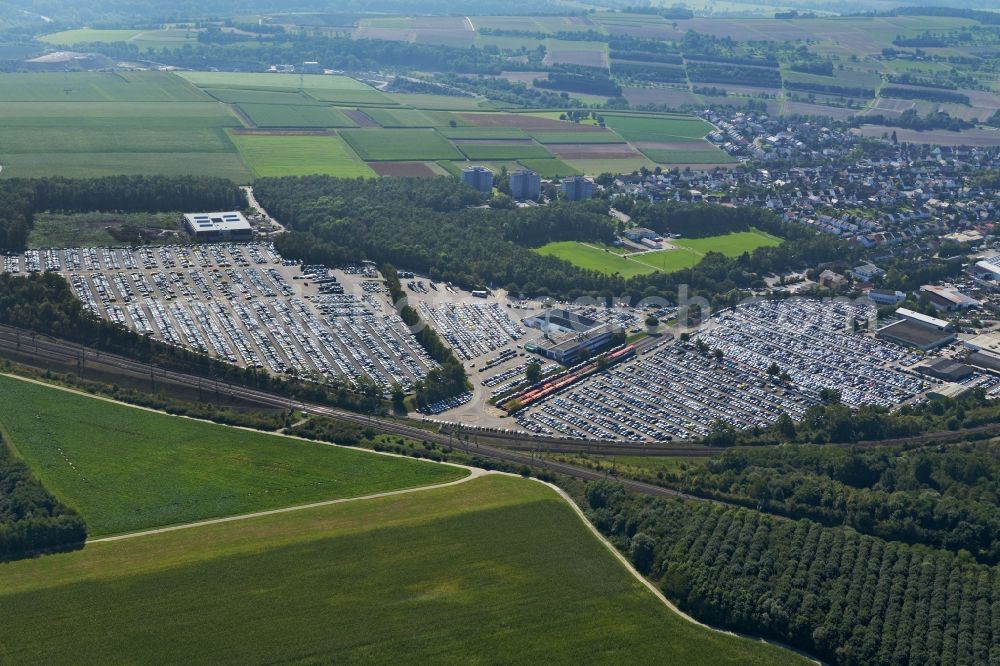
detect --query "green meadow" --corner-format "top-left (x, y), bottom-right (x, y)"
top-left (0, 474), bottom-right (802, 665)
top-left (0, 376), bottom-right (461, 536)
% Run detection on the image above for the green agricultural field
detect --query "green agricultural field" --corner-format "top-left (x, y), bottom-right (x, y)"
top-left (674, 229), bottom-right (782, 256)
top-left (0, 375), bottom-right (458, 536)
top-left (238, 103), bottom-right (357, 128)
top-left (457, 143), bottom-right (553, 160)
top-left (0, 475), bottom-right (801, 665)
top-left (179, 71), bottom-right (372, 91)
top-left (229, 133), bottom-right (375, 178)
top-left (440, 126), bottom-right (529, 140)
top-left (0, 153), bottom-right (252, 182)
top-left (383, 93), bottom-right (490, 110)
top-left (528, 130), bottom-right (626, 144)
top-left (637, 144), bottom-right (736, 164)
top-left (304, 88), bottom-right (398, 106)
top-left (362, 107), bottom-right (439, 127)
top-left (602, 114), bottom-right (715, 142)
top-left (0, 100), bottom-right (250, 180)
top-left (39, 28), bottom-right (143, 44)
top-left (27, 211), bottom-right (182, 248)
top-left (340, 128), bottom-right (463, 161)
top-left (563, 156), bottom-right (656, 175)
top-left (517, 158), bottom-right (581, 177)
top-left (204, 87), bottom-right (326, 105)
top-left (0, 71), bottom-right (210, 102)
top-left (535, 241), bottom-right (658, 278)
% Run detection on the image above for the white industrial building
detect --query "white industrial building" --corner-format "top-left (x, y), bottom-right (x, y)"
top-left (183, 212), bottom-right (252, 242)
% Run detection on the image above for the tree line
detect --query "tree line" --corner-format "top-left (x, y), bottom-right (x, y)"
top-left (382, 264), bottom-right (468, 407)
top-left (587, 479), bottom-right (999, 666)
top-left (660, 440), bottom-right (1000, 564)
top-left (0, 434), bottom-right (86, 561)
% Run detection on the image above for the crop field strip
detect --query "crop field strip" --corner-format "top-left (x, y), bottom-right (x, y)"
top-left (0, 473), bottom-right (802, 665)
top-left (0, 374), bottom-right (464, 537)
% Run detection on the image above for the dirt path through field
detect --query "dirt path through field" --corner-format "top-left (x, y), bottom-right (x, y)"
top-left (89, 467), bottom-right (488, 544)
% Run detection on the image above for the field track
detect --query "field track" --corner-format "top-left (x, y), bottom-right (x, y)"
top-left (89, 467), bottom-right (487, 543)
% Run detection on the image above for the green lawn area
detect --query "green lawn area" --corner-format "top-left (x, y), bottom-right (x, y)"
top-left (457, 142), bottom-right (553, 160)
top-left (631, 248), bottom-right (703, 273)
top-left (674, 229), bottom-right (782, 256)
top-left (0, 474), bottom-right (801, 665)
top-left (229, 132), bottom-right (375, 178)
top-left (304, 88), bottom-right (399, 105)
top-left (0, 71), bottom-right (210, 102)
top-left (0, 375), bottom-right (460, 536)
top-left (238, 103), bottom-right (357, 128)
top-left (602, 114), bottom-right (715, 142)
top-left (535, 241), bottom-right (658, 278)
top-left (340, 128), bottom-right (463, 161)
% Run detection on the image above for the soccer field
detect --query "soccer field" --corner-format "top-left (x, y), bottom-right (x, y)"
top-left (0, 474), bottom-right (801, 665)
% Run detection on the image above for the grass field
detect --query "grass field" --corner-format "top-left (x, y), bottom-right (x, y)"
top-left (602, 114), bottom-right (715, 142)
top-left (535, 241), bottom-right (660, 278)
top-left (439, 126), bottom-right (529, 140)
top-left (229, 133), bottom-right (375, 178)
top-left (0, 99), bottom-right (250, 180)
top-left (27, 212), bottom-right (181, 248)
top-left (674, 229), bottom-right (782, 255)
top-left (528, 130), bottom-right (626, 144)
top-left (340, 128), bottom-right (463, 161)
top-left (0, 71), bottom-right (209, 102)
top-left (563, 156), bottom-right (656, 175)
top-left (178, 71), bottom-right (373, 91)
top-left (457, 143), bottom-right (553, 160)
top-left (0, 375), bottom-right (459, 536)
top-left (536, 231), bottom-right (782, 276)
top-left (361, 107), bottom-right (440, 127)
top-left (204, 87), bottom-right (326, 105)
top-left (0, 474), bottom-right (800, 665)
top-left (517, 158), bottom-right (581, 177)
top-left (383, 92), bottom-right (490, 110)
top-left (638, 144), bottom-right (737, 164)
top-left (0, 153), bottom-right (253, 182)
top-left (39, 28), bottom-right (143, 44)
top-left (238, 103), bottom-right (358, 128)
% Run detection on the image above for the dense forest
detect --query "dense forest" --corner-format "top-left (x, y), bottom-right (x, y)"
top-left (0, 175), bottom-right (244, 251)
top-left (587, 480), bottom-right (1000, 666)
top-left (662, 441), bottom-right (1000, 564)
top-left (0, 434), bottom-right (86, 560)
top-left (257, 175), bottom-right (847, 306)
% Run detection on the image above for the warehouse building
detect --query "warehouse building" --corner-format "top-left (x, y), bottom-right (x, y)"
top-left (509, 169), bottom-right (541, 200)
top-left (868, 289), bottom-right (906, 305)
top-left (876, 308), bottom-right (955, 351)
top-left (183, 212), bottom-right (252, 242)
top-left (461, 166), bottom-right (494, 194)
top-left (524, 309), bottom-right (617, 364)
top-left (918, 359), bottom-right (974, 382)
top-left (919, 285), bottom-right (979, 312)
